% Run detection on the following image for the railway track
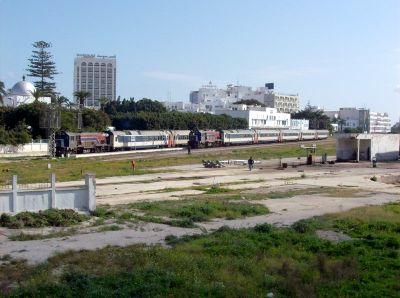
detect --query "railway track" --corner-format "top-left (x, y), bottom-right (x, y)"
top-left (99, 138), bottom-right (335, 161)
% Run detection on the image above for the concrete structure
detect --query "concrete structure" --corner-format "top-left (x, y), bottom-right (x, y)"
top-left (215, 105), bottom-right (291, 129)
top-left (336, 133), bottom-right (400, 162)
top-left (3, 77), bottom-right (51, 107)
top-left (0, 174), bottom-right (96, 214)
top-left (0, 140), bottom-right (48, 157)
top-left (74, 54), bottom-right (117, 108)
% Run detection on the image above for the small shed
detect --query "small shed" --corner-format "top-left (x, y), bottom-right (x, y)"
top-left (336, 133), bottom-right (400, 162)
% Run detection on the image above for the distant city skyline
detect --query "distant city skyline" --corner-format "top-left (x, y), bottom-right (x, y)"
top-left (0, 0), bottom-right (399, 122)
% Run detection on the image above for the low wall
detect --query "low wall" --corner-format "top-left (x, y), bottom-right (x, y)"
top-left (0, 174), bottom-right (96, 214)
top-left (0, 141), bottom-right (48, 157)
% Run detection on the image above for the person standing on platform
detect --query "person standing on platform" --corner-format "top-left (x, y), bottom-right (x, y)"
top-left (248, 156), bottom-right (254, 171)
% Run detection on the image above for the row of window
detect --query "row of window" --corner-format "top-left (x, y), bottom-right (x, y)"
top-left (175, 135), bottom-right (189, 140)
top-left (118, 135), bottom-right (167, 142)
top-left (225, 134), bottom-right (253, 138)
top-left (81, 62), bottom-right (114, 67)
top-left (259, 133), bottom-right (279, 137)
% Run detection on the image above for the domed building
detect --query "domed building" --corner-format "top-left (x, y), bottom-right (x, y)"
top-left (3, 76), bottom-right (51, 107)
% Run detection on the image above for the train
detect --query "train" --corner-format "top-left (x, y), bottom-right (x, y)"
top-left (55, 128), bottom-right (329, 156)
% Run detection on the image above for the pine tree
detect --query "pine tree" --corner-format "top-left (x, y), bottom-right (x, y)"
top-left (26, 41), bottom-right (58, 96)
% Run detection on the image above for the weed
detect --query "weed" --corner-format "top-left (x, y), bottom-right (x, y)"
top-left (91, 207), bottom-right (115, 219)
top-left (9, 231), bottom-right (75, 241)
top-left (5, 202), bottom-right (400, 298)
top-left (0, 209), bottom-right (88, 229)
top-left (98, 225), bottom-right (122, 232)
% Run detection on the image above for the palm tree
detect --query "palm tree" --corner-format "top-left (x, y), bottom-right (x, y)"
top-left (54, 95), bottom-right (70, 106)
top-left (0, 81), bottom-right (7, 106)
top-left (99, 96), bottom-right (109, 112)
top-left (74, 90), bottom-right (91, 108)
top-left (29, 89), bottom-right (42, 103)
top-left (338, 118), bottom-right (346, 132)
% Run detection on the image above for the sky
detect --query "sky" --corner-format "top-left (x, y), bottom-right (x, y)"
top-left (0, 0), bottom-right (399, 123)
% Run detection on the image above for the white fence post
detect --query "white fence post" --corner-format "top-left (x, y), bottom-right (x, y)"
top-left (51, 173), bottom-right (56, 208)
top-left (12, 175), bottom-right (18, 213)
top-left (85, 174), bottom-right (96, 212)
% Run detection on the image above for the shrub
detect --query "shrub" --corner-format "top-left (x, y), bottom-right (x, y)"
top-left (0, 209), bottom-right (88, 229)
top-left (370, 176), bottom-right (377, 182)
top-left (91, 207), bottom-right (115, 219)
top-left (254, 223), bottom-right (272, 233)
top-left (292, 219), bottom-right (319, 233)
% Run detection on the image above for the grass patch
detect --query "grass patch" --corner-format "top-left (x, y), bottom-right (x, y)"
top-left (128, 196), bottom-right (269, 226)
top-left (0, 209), bottom-right (88, 229)
top-left (9, 230), bottom-right (76, 241)
top-left (4, 202), bottom-right (400, 297)
top-left (98, 225), bottom-right (122, 232)
top-left (263, 187), bottom-right (363, 200)
top-left (0, 139), bottom-right (335, 183)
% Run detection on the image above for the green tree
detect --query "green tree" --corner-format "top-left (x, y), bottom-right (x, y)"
top-left (52, 95), bottom-right (70, 106)
top-left (26, 41), bottom-right (58, 96)
top-left (390, 122), bottom-right (400, 133)
top-left (0, 126), bottom-right (10, 145)
top-left (233, 99), bottom-right (265, 107)
top-left (0, 81), bottom-right (7, 106)
top-left (99, 96), bottom-right (109, 112)
top-left (74, 91), bottom-right (91, 107)
top-left (9, 122), bottom-right (31, 145)
top-left (291, 106), bottom-right (331, 130)
top-left (29, 89), bottom-right (42, 103)
top-left (338, 118), bottom-right (346, 132)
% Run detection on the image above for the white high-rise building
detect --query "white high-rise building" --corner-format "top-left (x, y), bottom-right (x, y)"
top-left (73, 54), bottom-right (116, 108)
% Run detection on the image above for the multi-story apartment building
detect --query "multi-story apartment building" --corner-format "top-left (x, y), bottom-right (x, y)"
top-left (323, 107), bottom-right (391, 133)
top-left (369, 112), bottom-right (391, 133)
top-left (73, 54), bottom-right (116, 108)
top-left (263, 91), bottom-right (299, 113)
top-left (215, 105), bottom-right (291, 129)
top-left (189, 82), bottom-right (300, 113)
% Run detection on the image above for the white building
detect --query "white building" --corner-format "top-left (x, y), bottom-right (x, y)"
top-left (215, 105), bottom-right (291, 129)
top-left (290, 119), bottom-right (310, 130)
top-left (189, 82), bottom-right (300, 113)
top-left (3, 77), bottom-right (51, 107)
top-left (263, 90), bottom-right (299, 113)
top-left (369, 112), bottom-right (391, 133)
top-left (73, 54), bottom-right (117, 108)
top-left (322, 108), bottom-right (391, 133)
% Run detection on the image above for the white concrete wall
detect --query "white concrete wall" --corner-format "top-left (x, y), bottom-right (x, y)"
top-left (368, 134), bottom-right (400, 161)
top-left (0, 141), bottom-right (48, 157)
top-left (0, 174), bottom-right (96, 214)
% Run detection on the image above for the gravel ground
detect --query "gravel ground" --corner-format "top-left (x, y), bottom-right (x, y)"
top-left (0, 160), bottom-right (399, 264)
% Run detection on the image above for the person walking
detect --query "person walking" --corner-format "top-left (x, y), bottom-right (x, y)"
top-left (187, 144), bottom-right (191, 155)
top-left (248, 156), bottom-right (254, 171)
top-left (131, 160), bottom-right (136, 172)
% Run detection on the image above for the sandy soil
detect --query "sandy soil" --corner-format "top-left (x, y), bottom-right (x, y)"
top-left (1, 160), bottom-right (399, 264)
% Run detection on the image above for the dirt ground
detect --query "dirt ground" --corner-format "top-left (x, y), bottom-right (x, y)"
top-left (1, 159), bottom-right (399, 264)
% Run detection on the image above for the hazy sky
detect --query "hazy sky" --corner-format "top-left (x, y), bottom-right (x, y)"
top-left (0, 0), bottom-right (399, 122)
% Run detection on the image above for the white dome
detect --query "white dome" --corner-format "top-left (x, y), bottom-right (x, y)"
top-left (10, 80), bottom-right (36, 96)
